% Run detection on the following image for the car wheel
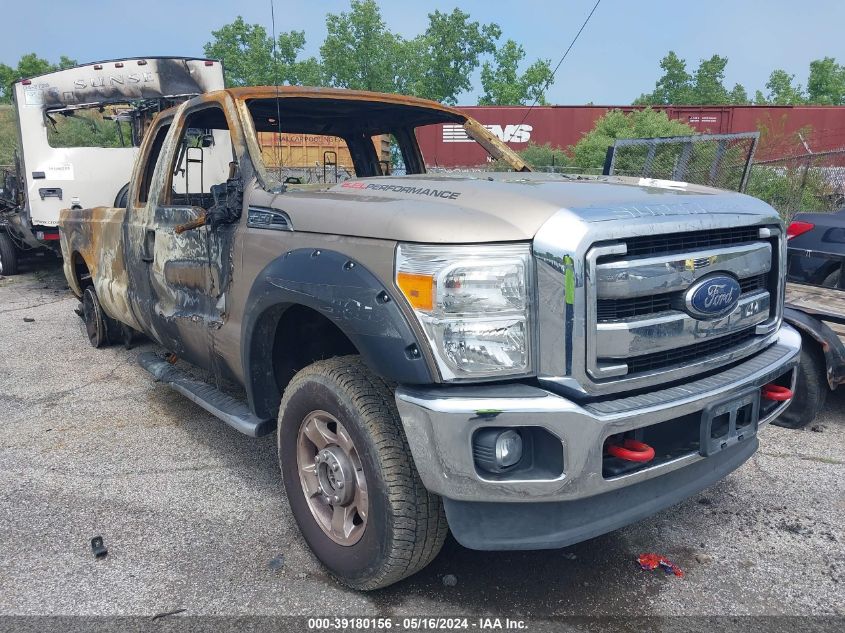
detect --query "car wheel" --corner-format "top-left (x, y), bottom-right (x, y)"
top-left (81, 286), bottom-right (113, 348)
top-left (773, 341), bottom-right (828, 429)
top-left (822, 268), bottom-right (841, 289)
top-left (278, 355), bottom-right (448, 590)
top-left (0, 232), bottom-right (19, 276)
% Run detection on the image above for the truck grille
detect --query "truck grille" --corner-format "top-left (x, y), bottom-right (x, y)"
top-left (596, 274), bottom-right (768, 321)
top-left (626, 329), bottom-right (757, 374)
top-left (586, 227), bottom-right (781, 384)
top-left (618, 226), bottom-right (761, 258)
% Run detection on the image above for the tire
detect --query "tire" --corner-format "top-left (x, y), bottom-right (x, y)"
top-left (822, 268), bottom-right (841, 289)
top-left (81, 286), bottom-right (113, 348)
top-left (773, 341), bottom-right (828, 429)
top-left (278, 355), bottom-right (447, 590)
top-left (0, 231), bottom-right (19, 276)
top-left (113, 182), bottom-right (130, 209)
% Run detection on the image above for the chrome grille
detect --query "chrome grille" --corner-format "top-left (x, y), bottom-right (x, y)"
top-left (586, 227), bottom-right (782, 385)
top-left (596, 274), bottom-right (768, 321)
top-left (617, 226), bottom-right (761, 258)
top-left (626, 329), bottom-right (757, 374)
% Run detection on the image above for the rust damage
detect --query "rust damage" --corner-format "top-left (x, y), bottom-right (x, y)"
top-left (59, 204), bottom-right (141, 330)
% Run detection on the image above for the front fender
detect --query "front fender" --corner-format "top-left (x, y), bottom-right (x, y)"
top-left (241, 248), bottom-right (435, 418)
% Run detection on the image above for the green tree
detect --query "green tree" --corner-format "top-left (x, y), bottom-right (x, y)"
top-left (409, 9), bottom-right (501, 104)
top-left (0, 53), bottom-right (78, 103)
top-left (0, 106), bottom-right (16, 165)
top-left (571, 108), bottom-right (695, 169)
top-left (203, 2), bottom-right (553, 104)
top-left (634, 51), bottom-right (691, 105)
top-left (729, 83), bottom-right (749, 104)
top-left (275, 31), bottom-right (323, 86)
top-left (761, 69), bottom-right (805, 104)
top-left (635, 52), bottom-right (746, 106)
top-left (690, 55), bottom-right (731, 104)
top-left (478, 40), bottom-right (553, 105)
top-left (204, 16), bottom-right (321, 87)
top-left (806, 57), bottom-right (845, 105)
top-left (516, 142), bottom-right (570, 168)
top-left (319, 0), bottom-right (408, 93)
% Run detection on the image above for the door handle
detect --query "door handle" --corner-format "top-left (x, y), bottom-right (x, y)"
top-left (141, 229), bottom-right (155, 263)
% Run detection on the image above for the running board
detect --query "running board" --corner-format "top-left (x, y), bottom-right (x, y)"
top-left (138, 352), bottom-right (275, 437)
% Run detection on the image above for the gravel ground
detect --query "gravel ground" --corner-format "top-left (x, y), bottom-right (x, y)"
top-left (0, 259), bottom-right (843, 619)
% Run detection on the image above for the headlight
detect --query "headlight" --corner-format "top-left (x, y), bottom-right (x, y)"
top-left (395, 243), bottom-right (534, 380)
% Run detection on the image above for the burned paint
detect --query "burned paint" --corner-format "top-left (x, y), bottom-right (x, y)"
top-left (58, 84), bottom-right (539, 408)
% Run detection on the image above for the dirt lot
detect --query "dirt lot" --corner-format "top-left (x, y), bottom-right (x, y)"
top-left (0, 260), bottom-right (843, 620)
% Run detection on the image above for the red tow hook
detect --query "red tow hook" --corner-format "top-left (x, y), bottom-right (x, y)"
top-left (607, 439), bottom-right (655, 463)
top-left (762, 384), bottom-right (793, 402)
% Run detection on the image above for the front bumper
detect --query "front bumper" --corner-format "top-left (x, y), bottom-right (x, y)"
top-left (395, 325), bottom-right (800, 548)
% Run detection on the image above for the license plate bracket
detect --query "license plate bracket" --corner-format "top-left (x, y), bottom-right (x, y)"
top-left (700, 389), bottom-right (760, 457)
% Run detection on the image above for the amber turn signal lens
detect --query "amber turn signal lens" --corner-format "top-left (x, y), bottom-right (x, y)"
top-left (397, 272), bottom-right (434, 311)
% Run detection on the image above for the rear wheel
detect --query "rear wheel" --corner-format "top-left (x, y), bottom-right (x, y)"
top-left (278, 356), bottom-right (447, 590)
top-left (0, 232), bottom-right (19, 276)
top-left (774, 341), bottom-right (828, 428)
top-left (81, 286), bottom-right (113, 348)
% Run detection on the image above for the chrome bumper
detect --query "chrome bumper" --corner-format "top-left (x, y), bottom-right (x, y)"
top-left (395, 325), bottom-right (801, 503)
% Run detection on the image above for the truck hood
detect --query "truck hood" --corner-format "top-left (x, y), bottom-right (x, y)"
top-left (273, 172), bottom-right (779, 243)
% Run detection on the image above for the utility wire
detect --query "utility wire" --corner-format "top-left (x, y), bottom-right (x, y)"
top-left (270, 0), bottom-right (285, 177)
top-left (515, 0), bottom-right (602, 133)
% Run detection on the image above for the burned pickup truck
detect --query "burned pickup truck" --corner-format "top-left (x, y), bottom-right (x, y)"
top-left (59, 86), bottom-right (800, 589)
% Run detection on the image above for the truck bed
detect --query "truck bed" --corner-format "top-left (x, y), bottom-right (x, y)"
top-left (785, 282), bottom-right (845, 340)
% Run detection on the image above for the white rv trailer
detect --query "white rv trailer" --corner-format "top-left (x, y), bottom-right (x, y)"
top-left (0, 57), bottom-right (224, 274)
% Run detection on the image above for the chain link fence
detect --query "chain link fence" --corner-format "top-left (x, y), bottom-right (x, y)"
top-left (603, 132), bottom-right (759, 192)
top-left (746, 149), bottom-right (845, 220)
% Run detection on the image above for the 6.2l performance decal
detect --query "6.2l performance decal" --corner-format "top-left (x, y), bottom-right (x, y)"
top-left (341, 181), bottom-right (462, 200)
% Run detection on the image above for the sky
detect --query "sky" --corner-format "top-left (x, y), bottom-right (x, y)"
top-left (1, 0), bottom-right (843, 105)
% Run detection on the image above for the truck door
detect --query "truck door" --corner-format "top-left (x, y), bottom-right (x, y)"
top-left (125, 102), bottom-right (238, 369)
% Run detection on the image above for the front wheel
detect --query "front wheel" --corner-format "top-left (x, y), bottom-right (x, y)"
top-left (278, 356), bottom-right (447, 590)
top-left (773, 342), bottom-right (828, 428)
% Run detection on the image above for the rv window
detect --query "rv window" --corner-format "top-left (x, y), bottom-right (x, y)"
top-left (46, 106), bottom-right (133, 149)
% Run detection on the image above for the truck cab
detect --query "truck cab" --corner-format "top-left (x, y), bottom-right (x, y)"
top-left (59, 86), bottom-right (800, 590)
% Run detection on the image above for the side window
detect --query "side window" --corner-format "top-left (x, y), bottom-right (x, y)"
top-left (137, 123), bottom-right (170, 205)
top-left (163, 106), bottom-right (234, 210)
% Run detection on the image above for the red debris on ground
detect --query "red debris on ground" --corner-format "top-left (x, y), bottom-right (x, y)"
top-left (637, 553), bottom-right (684, 578)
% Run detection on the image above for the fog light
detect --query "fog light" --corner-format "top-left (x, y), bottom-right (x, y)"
top-left (473, 428), bottom-right (523, 473)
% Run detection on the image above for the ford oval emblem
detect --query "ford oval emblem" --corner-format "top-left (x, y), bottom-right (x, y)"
top-left (685, 274), bottom-right (741, 319)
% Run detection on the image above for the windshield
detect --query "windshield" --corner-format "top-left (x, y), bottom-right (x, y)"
top-left (243, 96), bottom-right (529, 186)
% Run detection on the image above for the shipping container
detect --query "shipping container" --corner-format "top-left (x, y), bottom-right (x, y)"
top-left (415, 105), bottom-right (845, 168)
top-left (257, 132), bottom-right (390, 176)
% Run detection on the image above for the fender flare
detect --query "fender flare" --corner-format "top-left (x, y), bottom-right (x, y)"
top-left (241, 248), bottom-right (435, 419)
top-left (783, 307), bottom-right (845, 389)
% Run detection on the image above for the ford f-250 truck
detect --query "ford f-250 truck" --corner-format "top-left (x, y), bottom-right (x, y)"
top-left (59, 86), bottom-right (800, 590)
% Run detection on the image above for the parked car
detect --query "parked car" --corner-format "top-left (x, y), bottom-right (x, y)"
top-left (781, 210), bottom-right (845, 427)
top-left (59, 86), bottom-right (800, 589)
